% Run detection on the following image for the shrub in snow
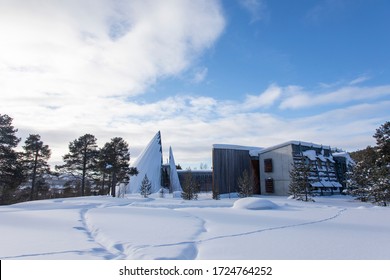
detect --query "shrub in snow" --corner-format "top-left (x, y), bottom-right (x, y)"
top-left (237, 169), bottom-right (253, 198)
top-left (140, 174), bottom-right (152, 198)
top-left (181, 169), bottom-right (199, 200)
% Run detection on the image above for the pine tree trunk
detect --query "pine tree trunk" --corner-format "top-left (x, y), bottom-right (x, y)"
top-left (30, 150), bottom-right (38, 200)
top-left (111, 172), bottom-right (117, 197)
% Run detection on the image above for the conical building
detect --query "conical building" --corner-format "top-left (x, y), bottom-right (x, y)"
top-left (126, 131), bottom-right (163, 194)
top-left (169, 146), bottom-right (182, 192)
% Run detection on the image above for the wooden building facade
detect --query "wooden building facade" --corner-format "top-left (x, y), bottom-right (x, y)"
top-left (212, 144), bottom-right (261, 195)
top-left (177, 170), bottom-right (213, 193)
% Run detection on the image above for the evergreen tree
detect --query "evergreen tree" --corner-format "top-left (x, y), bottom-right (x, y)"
top-left (350, 121), bottom-right (390, 206)
top-left (140, 174), bottom-right (152, 198)
top-left (56, 134), bottom-right (99, 196)
top-left (373, 121), bottom-right (390, 206)
top-left (181, 169), bottom-right (199, 200)
top-left (289, 157), bottom-right (313, 201)
top-left (349, 146), bottom-right (377, 202)
top-left (21, 134), bottom-right (51, 200)
top-left (237, 169), bottom-right (253, 197)
top-left (0, 114), bottom-right (24, 204)
top-left (374, 121), bottom-right (390, 164)
top-left (100, 137), bottom-right (137, 197)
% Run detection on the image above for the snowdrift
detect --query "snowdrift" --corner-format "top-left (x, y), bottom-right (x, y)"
top-left (233, 197), bottom-right (279, 210)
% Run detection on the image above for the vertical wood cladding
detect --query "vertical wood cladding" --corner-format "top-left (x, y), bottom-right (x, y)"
top-left (178, 170), bottom-right (213, 192)
top-left (212, 148), bottom-right (256, 194)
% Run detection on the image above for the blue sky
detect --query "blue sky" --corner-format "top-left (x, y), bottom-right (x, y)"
top-left (1, 0), bottom-right (389, 168)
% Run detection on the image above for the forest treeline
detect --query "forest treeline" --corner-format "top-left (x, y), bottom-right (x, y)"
top-left (0, 113), bottom-right (138, 205)
top-left (1, 113), bottom-right (389, 206)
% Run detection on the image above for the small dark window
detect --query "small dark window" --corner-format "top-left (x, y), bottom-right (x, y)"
top-left (264, 158), bottom-right (273, 172)
top-left (265, 178), bottom-right (274, 193)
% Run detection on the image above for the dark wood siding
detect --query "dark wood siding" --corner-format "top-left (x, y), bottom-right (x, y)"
top-left (251, 160), bottom-right (260, 194)
top-left (212, 148), bottom-right (258, 195)
top-left (178, 170), bottom-right (212, 192)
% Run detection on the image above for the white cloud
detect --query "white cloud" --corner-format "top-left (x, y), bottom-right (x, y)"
top-left (6, 83), bottom-right (390, 169)
top-left (238, 0), bottom-right (268, 23)
top-left (306, 0), bottom-right (347, 23)
top-left (349, 75), bottom-right (371, 85)
top-left (0, 0), bottom-right (225, 167)
top-left (279, 85), bottom-right (390, 109)
top-left (243, 83), bottom-right (282, 109)
top-left (0, 0), bottom-right (225, 99)
top-left (191, 67), bottom-right (209, 84)
top-left (1, 1), bottom-right (389, 169)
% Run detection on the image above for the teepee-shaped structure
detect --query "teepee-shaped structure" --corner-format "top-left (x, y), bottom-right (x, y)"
top-left (126, 131), bottom-right (163, 194)
top-left (169, 146), bottom-right (182, 192)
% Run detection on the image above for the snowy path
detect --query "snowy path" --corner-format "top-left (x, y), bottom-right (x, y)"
top-left (1, 195), bottom-right (389, 259)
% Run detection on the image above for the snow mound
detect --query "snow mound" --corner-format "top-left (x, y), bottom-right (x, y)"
top-left (233, 197), bottom-right (279, 210)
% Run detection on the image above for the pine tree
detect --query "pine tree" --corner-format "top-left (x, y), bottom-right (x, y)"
top-left (21, 134), bottom-right (51, 200)
top-left (56, 134), bottom-right (99, 196)
top-left (349, 146), bottom-right (377, 202)
top-left (140, 174), bottom-right (152, 198)
top-left (0, 114), bottom-right (24, 204)
top-left (289, 157), bottom-right (313, 202)
top-left (237, 169), bottom-right (253, 197)
top-left (350, 121), bottom-right (390, 206)
top-left (374, 121), bottom-right (390, 164)
top-left (100, 137), bottom-right (137, 197)
top-left (181, 169), bottom-right (199, 200)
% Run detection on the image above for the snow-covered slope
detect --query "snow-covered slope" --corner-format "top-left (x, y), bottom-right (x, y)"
top-left (1, 194), bottom-right (389, 260)
top-left (126, 131), bottom-right (163, 194)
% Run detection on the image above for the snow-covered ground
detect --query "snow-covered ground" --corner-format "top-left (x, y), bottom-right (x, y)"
top-left (1, 193), bottom-right (389, 260)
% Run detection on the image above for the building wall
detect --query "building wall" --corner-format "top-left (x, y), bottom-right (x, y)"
top-left (212, 148), bottom-right (255, 195)
top-left (178, 170), bottom-right (212, 192)
top-left (259, 144), bottom-right (293, 196)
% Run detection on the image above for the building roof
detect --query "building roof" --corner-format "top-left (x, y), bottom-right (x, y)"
top-left (212, 144), bottom-right (263, 156)
top-left (258, 140), bottom-right (331, 155)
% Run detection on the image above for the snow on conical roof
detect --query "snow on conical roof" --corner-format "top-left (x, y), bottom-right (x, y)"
top-left (169, 146), bottom-right (182, 192)
top-left (126, 131), bottom-right (163, 194)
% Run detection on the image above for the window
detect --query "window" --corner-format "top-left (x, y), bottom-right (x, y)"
top-left (265, 178), bottom-right (274, 193)
top-left (264, 158), bottom-right (273, 172)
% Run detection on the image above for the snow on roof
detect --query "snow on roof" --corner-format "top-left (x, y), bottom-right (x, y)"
top-left (259, 140), bottom-right (331, 154)
top-left (303, 150), bottom-right (317, 161)
top-left (213, 144), bottom-right (263, 156)
top-left (177, 169), bottom-right (212, 173)
top-left (333, 151), bottom-right (356, 165)
top-left (302, 149), bottom-right (335, 163)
